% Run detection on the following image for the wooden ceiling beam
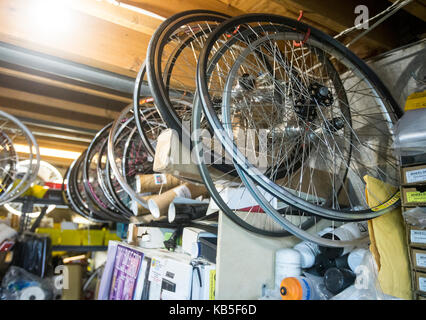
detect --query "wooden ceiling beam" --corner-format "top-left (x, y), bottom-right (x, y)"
top-left (0, 105), bottom-right (105, 131)
top-left (63, 0), bottom-right (163, 35)
top-left (0, 0), bottom-right (150, 76)
top-left (388, 0), bottom-right (426, 22)
top-left (119, 0), bottom-right (245, 18)
top-left (0, 86), bottom-right (120, 119)
top-left (215, 0), bottom-right (398, 50)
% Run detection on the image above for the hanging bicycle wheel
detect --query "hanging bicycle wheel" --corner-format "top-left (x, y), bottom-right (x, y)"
top-left (146, 10), bottom-right (230, 135)
top-left (99, 136), bottom-right (134, 218)
top-left (196, 14), bottom-right (402, 221)
top-left (193, 92), bottom-right (369, 245)
top-left (133, 62), bottom-right (168, 157)
top-left (0, 110), bottom-right (40, 205)
top-left (5, 160), bottom-right (63, 218)
top-left (83, 123), bottom-right (129, 220)
top-left (63, 157), bottom-right (108, 223)
top-left (108, 104), bottom-right (156, 210)
top-left (192, 93), bottom-right (319, 237)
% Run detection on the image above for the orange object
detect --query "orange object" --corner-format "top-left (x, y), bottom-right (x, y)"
top-left (280, 277), bottom-right (303, 300)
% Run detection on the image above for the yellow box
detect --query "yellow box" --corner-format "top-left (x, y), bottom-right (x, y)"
top-left (103, 231), bottom-right (121, 246)
top-left (80, 229), bottom-right (105, 246)
top-left (36, 228), bottom-right (61, 246)
top-left (60, 230), bottom-right (82, 246)
top-left (404, 90), bottom-right (426, 111)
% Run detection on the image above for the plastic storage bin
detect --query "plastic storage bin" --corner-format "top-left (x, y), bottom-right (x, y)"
top-left (80, 229), bottom-right (105, 246)
top-left (198, 237), bottom-right (217, 263)
top-left (60, 230), bottom-right (82, 246)
top-left (35, 228), bottom-right (61, 246)
top-left (104, 231), bottom-right (121, 246)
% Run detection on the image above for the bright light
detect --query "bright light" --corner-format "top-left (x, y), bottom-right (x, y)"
top-left (14, 144), bottom-right (81, 160)
top-left (27, 0), bottom-right (71, 36)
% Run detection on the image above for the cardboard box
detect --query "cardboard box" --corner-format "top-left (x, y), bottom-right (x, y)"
top-left (402, 186), bottom-right (426, 206)
top-left (61, 264), bottom-right (82, 300)
top-left (407, 225), bottom-right (426, 249)
top-left (411, 248), bottom-right (426, 272)
top-left (414, 271), bottom-right (426, 294)
top-left (402, 164), bottom-right (426, 185)
top-left (182, 227), bottom-right (217, 257)
top-left (148, 255), bottom-right (193, 300)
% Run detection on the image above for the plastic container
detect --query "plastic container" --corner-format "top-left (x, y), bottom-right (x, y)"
top-left (35, 228), bottom-right (61, 246)
top-left (104, 231), bottom-right (122, 246)
top-left (275, 249), bottom-right (302, 289)
top-left (324, 267), bottom-right (356, 294)
top-left (348, 248), bottom-right (369, 273)
top-left (319, 222), bottom-right (368, 259)
top-left (80, 230), bottom-right (105, 246)
top-left (293, 227), bottom-right (334, 268)
top-left (198, 236), bottom-right (217, 263)
top-left (60, 230), bottom-right (81, 246)
top-left (280, 276), bottom-right (319, 300)
top-left (313, 253), bottom-right (350, 276)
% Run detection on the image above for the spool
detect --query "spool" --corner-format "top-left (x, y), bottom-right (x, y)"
top-left (19, 286), bottom-right (46, 300)
top-left (348, 248), bottom-right (368, 273)
top-left (148, 183), bottom-right (208, 219)
top-left (275, 249), bottom-right (302, 289)
top-left (293, 227), bottom-right (334, 268)
top-left (280, 276), bottom-right (318, 300)
top-left (319, 222), bottom-right (369, 259)
top-left (314, 253), bottom-right (350, 277)
top-left (138, 174), bottom-right (182, 193)
top-left (168, 202), bottom-right (209, 223)
top-left (324, 268), bottom-right (356, 294)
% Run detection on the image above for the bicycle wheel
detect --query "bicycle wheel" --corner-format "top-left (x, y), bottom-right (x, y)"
top-left (108, 104), bottom-right (156, 210)
top-left (133, 62), bottom-right (168, 157)
top-left (0, 110), bottom-right (40, 205)
top-left (192, 94), bottom-right (318, 237)
top-left (83, 123), bottom-right (128, 220)
top-left (196, 14), bottom-right (402, 221)
top-left (146, 10), bottom-right (230, 135)
top-left (63, 157), bottom-right (108, 223)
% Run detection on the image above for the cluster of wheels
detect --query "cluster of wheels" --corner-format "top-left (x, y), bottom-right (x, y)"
top-left (64, 11), bottom-right (403, 247)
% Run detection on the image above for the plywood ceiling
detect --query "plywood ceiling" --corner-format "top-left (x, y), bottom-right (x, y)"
top-left (0, 0), bottom-right (424, 170)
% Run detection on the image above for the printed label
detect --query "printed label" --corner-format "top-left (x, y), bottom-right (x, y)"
top-left (406, 191), bottom-right (426, 203)
top-left (415, 252), bottom-right (426, 268)
top-left (209, 270), bottom-right (216, 300)
top-left (371, 191), bottom-right (400, 211)
top-left (411, 230), bottom-right (426, 244)
top-left (406, 168), bottom-right (426, 183)
top-left (419, 276), bottom-right (426, 292)
top-left (154, 174), bottom-right (167, 185)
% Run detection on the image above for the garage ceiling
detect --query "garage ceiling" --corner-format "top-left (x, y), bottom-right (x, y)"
top-left (0, 0), bottom-right (424, 171)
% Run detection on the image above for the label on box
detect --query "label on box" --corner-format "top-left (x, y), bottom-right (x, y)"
top-left (154, 174), bottom-right (167, 185)
top-left (411, 229), bottom-right (426, 244)
top-left (406, 191), bottom-right (426, 203)
top-left (406, 168), bottom-right (426, 183)
top-left (416, 252), bottom-right (426, 268)
top-left (419, 276), bottom-right (426, 292)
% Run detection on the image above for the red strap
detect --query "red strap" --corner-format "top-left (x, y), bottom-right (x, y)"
top-left (293, 10), bottom-right (311, 47)
top-left (225, 25), bottom-right (241, 38)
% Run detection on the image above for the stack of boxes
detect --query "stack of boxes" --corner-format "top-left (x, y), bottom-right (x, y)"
top-left (401, 163), bottom-right (426, 299)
